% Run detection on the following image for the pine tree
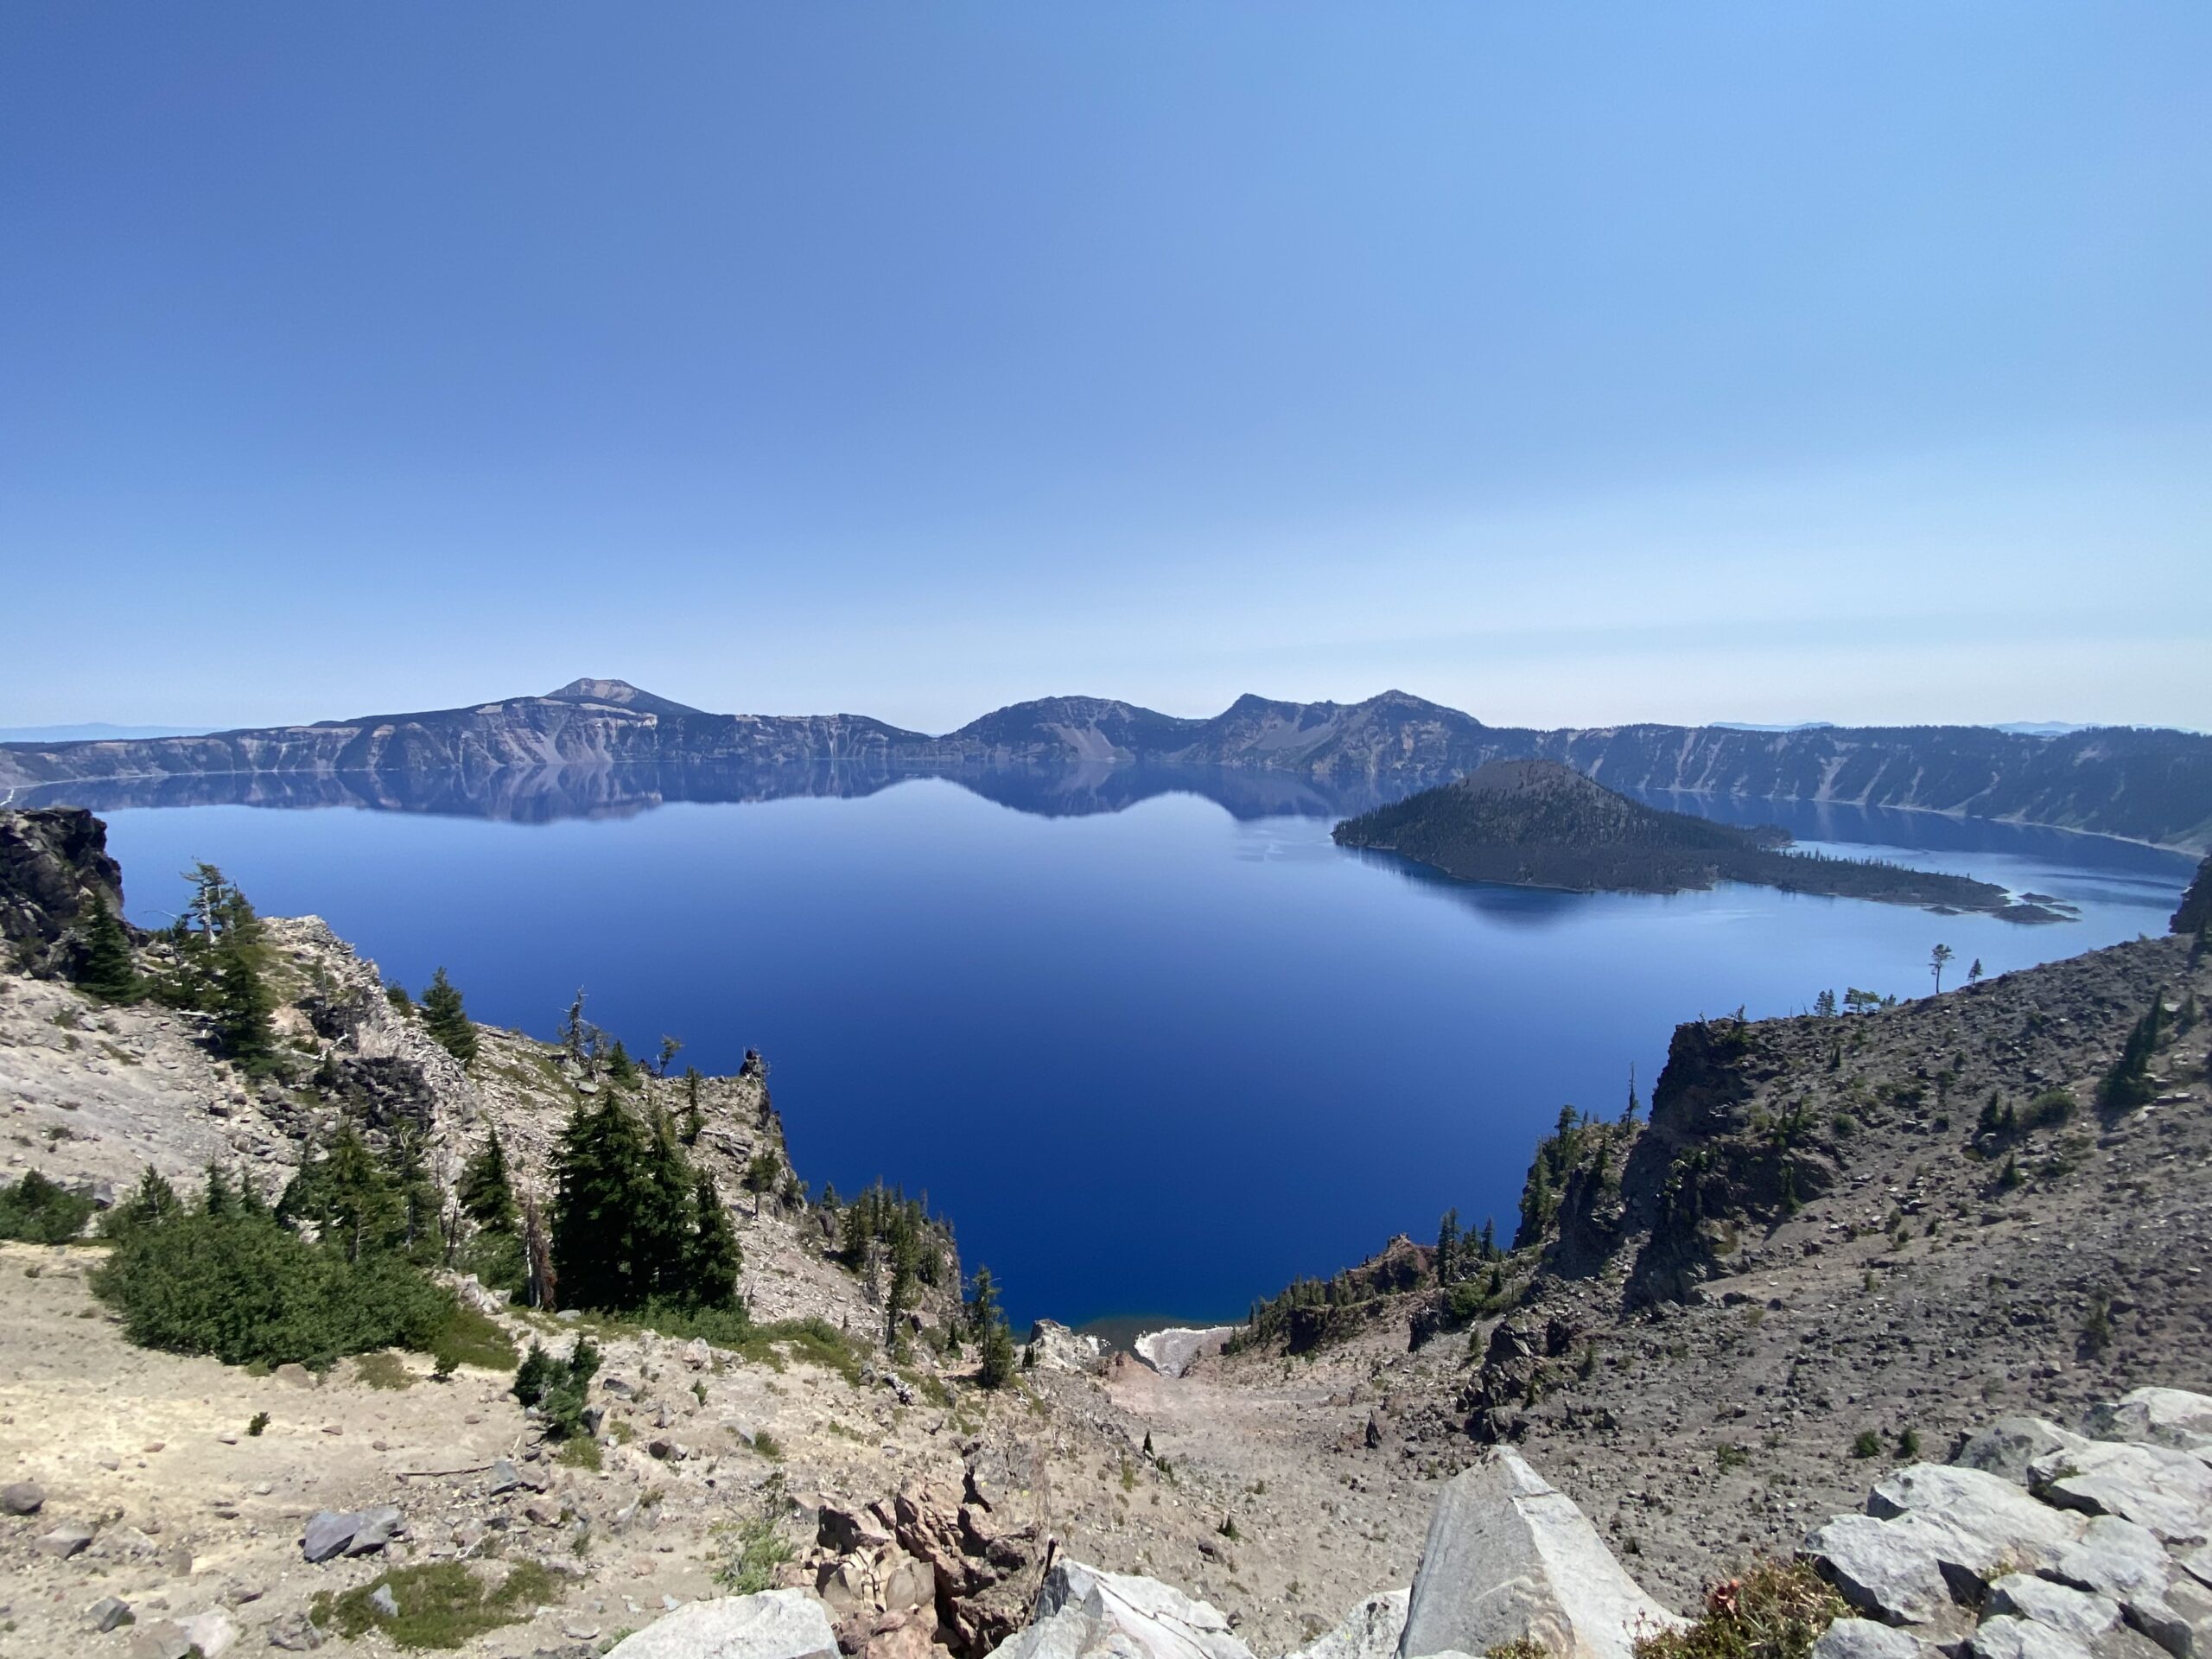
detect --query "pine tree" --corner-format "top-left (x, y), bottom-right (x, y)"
top-left (636, 1109), bottom-right (695, 1300)
top-left (390, 1126), bottom-right (443, 1262)
top-left (978, 1310), bottom-right (1018, 1389)
top-left (458, 1130), bottom-right (519, 1233)
top-left (682, 1172), bottom-right (742, 1308)
top-left (607, 1039), bottom-right (639, 1085)
top-left (421, 967), bottom-right (478, 1065)
top-left (2098, 990), bottom-right (2167, 1114)
top-left (1478, 1215), bottom-right (1497, 1260)
top-left (280, 1122), bottom-right (406, 1263)
top-left (681, 1066), bottom-right (705, 1144)
top-left (1434, 1209), bottom-right (1459, 1287)
top-left (185, 874), bottom-right (277, 1071)
top-left (76, 893), bottom-right (141, 1003)
top-left (966, 1265), bottom-right (1001, 1342)
top-left (550, 1095), bottom-right (651, 1311)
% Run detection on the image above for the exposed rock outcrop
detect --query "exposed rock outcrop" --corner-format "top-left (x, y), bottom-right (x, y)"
top-left (0, 806), bottom-right (124, 977)
top-left (1395, 1448), bottom-right (1682, 1659)
top-left (606, 1590), bottom-right (840, 1659)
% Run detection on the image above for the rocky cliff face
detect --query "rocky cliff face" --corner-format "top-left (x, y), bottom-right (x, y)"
top-left (0, 805), bottom-right (124, 977)
top-left (8, 682), bottom-right (2208, 849)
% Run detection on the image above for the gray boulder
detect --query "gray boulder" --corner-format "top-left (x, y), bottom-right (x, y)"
top-left (90, 1596), bottom-right (135, 1632)
top-left (1286, 1591), bottom-right (1408, 1659)
top-left (2087, 1392), bottom-right (2212, 1458)
top-left (992, 1560), bottom-right (1255, 1659)
top-left (604, 1590), bottom-right (839, 1659)
top-left (1971, 1617), bottom-right (2096, 1659)
top-left (301, 1510), bottom-right (359, 1562)
top-left (1395, 1448), bottom-right (1682, 1659)
top-left (1803, 1514), bottom-right (1962, 1627)
top-left (346, 1505), bottom-right (404, 1555)
top-left (1960, 1422), bottom-right (2094, 1488)
top-left (367, 1585), bottom-right (400, 1621)
top-left (1809, 1618), bottom-right (1932, 1659)
top-left (176, 1609), bottom-right (239, 1658)
top-left (2031, 1444), bottom-right (2212, 1544)
top-left (2, 1478), bottom-right (46, 1515)
top-left (1870, 1465), bottom-right (2088, 1566)
top-left (267, 1611), bottom-right (325, 1651)
top-left (2044, 1516), bottom-right (2174, 1603)
top-left (38, 1522), bottom-right (96, 1558)
top-left (1986, 1575), bottom-right (2122, 1643)
top-left (127, 1622), bottom-right (199, 1659)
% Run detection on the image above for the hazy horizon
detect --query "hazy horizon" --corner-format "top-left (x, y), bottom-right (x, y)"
top-left (5, 6), bottom-right (2207, 733)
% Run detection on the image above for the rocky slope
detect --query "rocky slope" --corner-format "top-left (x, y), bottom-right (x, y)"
top-left (1205, 914), bottom-right (2211, 1611)
top-left (6, 683), bottom-right (2208, 850)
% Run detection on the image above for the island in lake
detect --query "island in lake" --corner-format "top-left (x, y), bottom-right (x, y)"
top-left (1332, 758), bottom-right (2060, 918)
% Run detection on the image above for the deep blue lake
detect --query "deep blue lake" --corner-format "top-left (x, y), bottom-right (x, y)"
top-left (96, 774), bottom-right (2193, 1327)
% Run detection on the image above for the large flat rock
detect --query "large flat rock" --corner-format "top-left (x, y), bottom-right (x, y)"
top-left (605, 1590), bottom-right (839, 1659)
top-left (1395, 1448), bottom-right (1682, 1659)
top-left (990, 1560), bottom-right (1254, 1659)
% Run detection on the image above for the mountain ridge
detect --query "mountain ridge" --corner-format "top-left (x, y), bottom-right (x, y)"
top-left (4, 680), bottom-right (2210, 851)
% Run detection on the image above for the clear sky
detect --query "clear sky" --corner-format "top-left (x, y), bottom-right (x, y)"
top-left (3, 4), bottom-right (2207, 734)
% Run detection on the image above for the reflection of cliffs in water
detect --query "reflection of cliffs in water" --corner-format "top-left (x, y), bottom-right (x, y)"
top-left (9, 760), bottom-right (1420, 826)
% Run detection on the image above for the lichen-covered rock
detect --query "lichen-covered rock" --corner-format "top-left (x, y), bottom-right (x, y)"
top-left (1959, 1421), bottom-right (2094, 1488)
top-left (1986, 1575), bottom-right (2121, 1643)
top-left (1286, 1591), bottom-right (1408, 1659)
top-left (2088, 1393), bottom-right (2212, 1459)
top-left (604, 1590), bottom-right (839, 1659)
top-left (0, 806), bottom-right (124, 977)
top-left (2031, 1444), bottom-right (2212, 1545)
top-left (992, 1560), bottom-right (1253, 1659)
top-left (1395, 1448), bottom-right (1682, 1659)
top-left (1970, 1615), bottom-right (2096, 1659)
top-left (1809, 1618), bottom-right (1934, 1659)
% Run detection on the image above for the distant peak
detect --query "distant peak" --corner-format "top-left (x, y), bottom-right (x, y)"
top-left (543, 678), bottom-right (709, 719)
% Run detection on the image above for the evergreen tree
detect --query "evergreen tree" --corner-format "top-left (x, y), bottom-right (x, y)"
top-left (280, 1122), bottom-right (406, 1264)
top-left (420, 967), bottom-right (478, 1065)
top-left (103, 1166), bottom-right (183, 1238)
top-left (2098, 990), bottom-right (2167, 1114)
top-left (636, 1109), bottom-right (696, 1300)
top-left (1479, 1216), bottom-right (1497, 1260)
top-left (682, 1172), bottom-right (742, 1308)
top-left (550, 1094), bottom-right (652, 1311)
top-left (76, 893), bottom-right (141, 1003)
top-left (966, 1264), bottom-right (1001, 1342)
top-left (458, 1130), bottom-right (519, 1232)
top-left (681, 1066), bottom-right (706, 1144)
top-left (183, 872), bottom-right (277, 1071)
top-left (607, 1038), bottom-right (639, 1085)
top-left (1434, 1209), bottom-right (1459, 1287)
top-left (390, 1126), bottom-right (443, 1262)
top-left (977, 1309), bottom-right (1018, 1389)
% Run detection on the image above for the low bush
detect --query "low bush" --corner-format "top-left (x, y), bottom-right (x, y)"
top-left (92, 1179), bottom-right (454, 1369)
top-left (0, 1170), bottom-right (96, 1243)
top-left (310, 1560), bottom-right (562, 1649)
top-left (1633, 1558), bottom-right (1847, 1659)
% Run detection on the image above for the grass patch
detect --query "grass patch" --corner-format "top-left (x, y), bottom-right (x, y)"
top-left (310, 1560), bottom-right (563, 1650)
top-left (1634, 1558), bottom-right (1845, 1659)
top-left (353, 1351), bottom-right (416, 1389)
top-left (433, 1300), bottom-right (518, 1371)
top-left (571, 1304), bottom-right (866, 1386)
top-left (557, 1434), bottom-right (602, 1471)
top-left (710, 1477), bottom-right (794, 1595)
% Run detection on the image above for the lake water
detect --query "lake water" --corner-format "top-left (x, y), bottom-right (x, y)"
top-left (95, 772), bottom-right (2194, 1327)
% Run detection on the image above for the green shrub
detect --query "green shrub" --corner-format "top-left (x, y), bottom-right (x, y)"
top-left (512, 1338), bottom-right (599, 1439)
top-left (1851, 1430), bottom-right (1881, 1459)
top-left (353, 1351), bottom-right (416, 1389)
top-left (1633, 1558), bottom-right (1846, 1659)
top-left (309, 1560), bottom-right (561, 1649)
top-left (92, 1179), bottom-right (454, 1369)
top-left (0, 1170), bottom-right (96, 1243)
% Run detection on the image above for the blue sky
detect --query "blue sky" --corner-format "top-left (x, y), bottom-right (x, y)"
top-left (3, 4), bottom-right (2207, 734)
